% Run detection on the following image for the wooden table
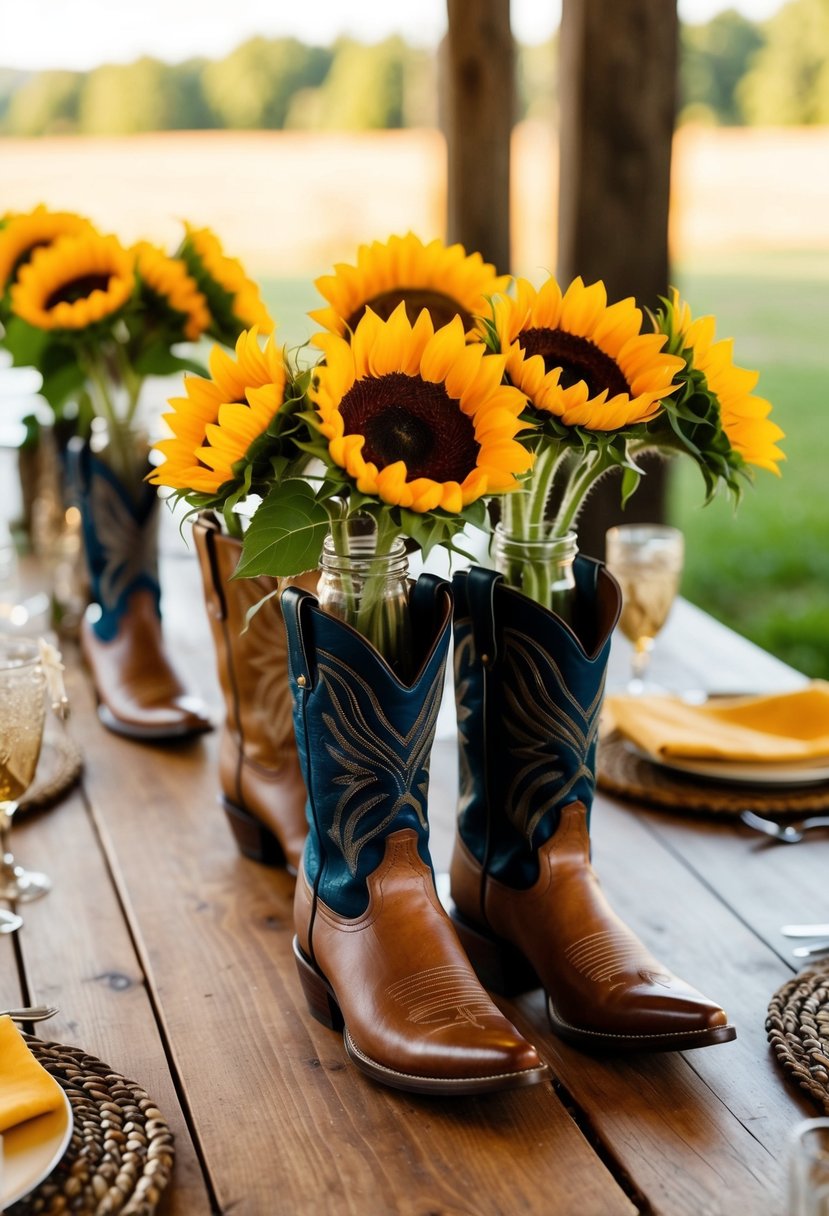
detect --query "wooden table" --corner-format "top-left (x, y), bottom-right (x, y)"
top-left (3, 537), bottom-right (825, 1216)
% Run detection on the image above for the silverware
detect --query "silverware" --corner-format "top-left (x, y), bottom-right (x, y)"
top-left (740, 810), bottom-right (829, 844)
top-left (782, 924), bottom-right (829, 937)
top-left (792, 941), bottom-right (829, 959)
top-left (0, 1004), bottom-right (59, 1022)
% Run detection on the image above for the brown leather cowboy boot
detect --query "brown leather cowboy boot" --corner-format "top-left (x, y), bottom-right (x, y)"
top-left (449, 562), bottom-right (736, 1054)
top-left (73, 440), bottom-right (212, 741)
top-left (193, 513), bottom-right (314, 872)
top-left (283, 574), bottom-right (548, 1095)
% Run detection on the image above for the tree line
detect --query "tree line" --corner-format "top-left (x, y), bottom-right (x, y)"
top-left (0, 0), bottom-right (826, 138)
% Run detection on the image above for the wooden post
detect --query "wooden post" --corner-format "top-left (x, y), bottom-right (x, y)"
top-left (444, 0), bottom-right (514, 272)
top-left (558, 0), bottom-right (679, 557)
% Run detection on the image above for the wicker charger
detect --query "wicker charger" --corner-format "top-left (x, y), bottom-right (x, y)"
top-left (767, 966), bottom-right (829, 1114)
top-left (597, 728), bottom-right (829, 817)
top-left (19, 727), bottom-right (83, 815)
top-left (7, 1037), bottom-right (174, 1216)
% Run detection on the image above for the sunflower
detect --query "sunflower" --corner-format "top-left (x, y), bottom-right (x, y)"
top-left (311, 302), bottom-right (532, 514)
top-left (10, 232), bottom-right (135, 332)
top-left (663, 290), bottom-right (785, 475)
top-left (309, 232), bottom-right (510, 340)
top-left (150, 327), bottom-right (287, 495)
top-left (133, 242), bottom-right (211, 341)
top-left (489, 276), bottom-right (685, 431)
top-left (179, 225), bottom-right (273, 337)
top-left (0, 205), bottom-right (96, 296)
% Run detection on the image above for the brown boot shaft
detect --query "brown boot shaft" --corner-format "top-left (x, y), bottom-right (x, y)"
top-left (193, 513), bottom-right (315, 870)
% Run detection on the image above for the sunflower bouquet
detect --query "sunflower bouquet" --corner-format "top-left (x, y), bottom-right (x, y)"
top-left (475, 272), bottom-right (785, 613)
top-left (151, 234), bottom-right (532, 671)
top-left (0, 204), bottom-right (272, 489)
top-left (151, 230), bottom-right (784, 665)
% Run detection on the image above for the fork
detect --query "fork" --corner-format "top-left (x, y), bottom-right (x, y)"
top-left (740, 810), bottom-right (829, 844)
top-left (0, 1004), bottom-right (59, 1022)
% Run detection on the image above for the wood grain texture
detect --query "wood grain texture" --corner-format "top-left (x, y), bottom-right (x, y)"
top-left (444, 0), bottom-right (513, 272)
top-left (13, 751), bottom-right (212, 1216)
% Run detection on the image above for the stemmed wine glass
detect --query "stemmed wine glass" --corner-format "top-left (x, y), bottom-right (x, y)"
top-left (0, 637), bottom-right (52, 911)
top-left (605, 524), bottom-right (684, 695)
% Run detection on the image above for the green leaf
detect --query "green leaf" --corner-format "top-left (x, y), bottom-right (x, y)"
top-left (2, 316), bottom-right (50, 368)
top-left (234, 480), bottom-right (329, 578)
top-left (39, 360), bottom-right (86, 410)
top-left (620, 466), bottom-right (642, 508)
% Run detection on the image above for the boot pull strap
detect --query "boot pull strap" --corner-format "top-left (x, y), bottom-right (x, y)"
top-left (195, 514), bottom-right (227, 621)
top-left (466, 566), bottom-right (502, 665)
top-left (410, 572), bottom-right (442, 633)
top-left (281, 585), bottom-right (317, 689)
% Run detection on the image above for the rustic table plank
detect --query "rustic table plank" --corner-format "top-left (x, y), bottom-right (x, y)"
top-left (636, 806), bottom-right (829, 967)
top-left (13, 750), bottom-right (213, 1216)
top-left (0, 930), bottom-right (25, 1010)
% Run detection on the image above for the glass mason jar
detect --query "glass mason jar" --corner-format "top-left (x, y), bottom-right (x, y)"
top-left (492, 521), bottom-right (578, 625)
top-left (89, 416), bottom-right (152, 501)
top-left (318, 518), bottom-right (413, 681)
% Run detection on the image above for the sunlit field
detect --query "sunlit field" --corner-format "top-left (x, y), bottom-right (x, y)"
top-left (672, 250), bottom-right (829, 678)
top-left (3, 126), bottom-right (827, 675)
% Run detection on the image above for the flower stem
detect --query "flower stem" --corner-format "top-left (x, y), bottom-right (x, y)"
top-left (81, 352), bottom-right (138, 488)
top-left (552, 447), bottom-right (615, 537)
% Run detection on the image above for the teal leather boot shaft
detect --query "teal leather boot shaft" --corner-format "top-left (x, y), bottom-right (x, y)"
top-left (453, 559), bottom-right (621, 888)
top-left (283, 573), bottom-right (452, 921)
top-left (70, 439), bottom-right (161, 642)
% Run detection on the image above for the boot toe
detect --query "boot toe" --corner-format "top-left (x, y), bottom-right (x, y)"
top-left (346, 1023), bottom-right (548, 1094)
top-left (98, 696), bottom-right (212, 740)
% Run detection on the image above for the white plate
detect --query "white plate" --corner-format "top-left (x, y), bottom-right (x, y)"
top-left (2, 1088), bottom-right (73, 1208)
top-left (628, 744), bottom-right (829, 787)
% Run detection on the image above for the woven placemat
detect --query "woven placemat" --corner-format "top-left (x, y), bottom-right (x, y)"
top-left (19, 728), bottom-right (83, 815)
top-left (7, 1036), bottom-right (174, 1216)
top-left (766, 966), bottom-right (829, 1113)
top-left (597, 729), bottom-right (829, 817)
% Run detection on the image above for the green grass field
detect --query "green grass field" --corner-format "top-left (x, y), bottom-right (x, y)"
top-left (262, 254), bottom-right (829, 679)
top-left (672, 251), bottom-right (828, 678)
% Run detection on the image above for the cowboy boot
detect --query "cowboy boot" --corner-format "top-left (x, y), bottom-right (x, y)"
top-left (193, 512), bottom-right (314, 872)
top-left (71, 440), bottom-right (212, 741)
top-left (283, 574), bottom-right (547, 1096)
top-left (449, 561), bottom-right (736, 1053)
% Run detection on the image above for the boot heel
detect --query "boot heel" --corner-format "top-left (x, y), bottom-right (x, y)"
top-left (451, 911), bottom-right (540, 997)
top-left (222, 798), bottom-right (286, 867)
top-left (292, 939), bottom-right (345, 1030)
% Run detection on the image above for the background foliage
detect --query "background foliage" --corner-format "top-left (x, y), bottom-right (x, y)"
top-left (2, 0), bottom-right (828, 136)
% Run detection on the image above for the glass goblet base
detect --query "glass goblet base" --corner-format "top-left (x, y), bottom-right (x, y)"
top-left (0, 860), bottom-right (51, 903)
top-left (0, 907), bottom-right (23, 933)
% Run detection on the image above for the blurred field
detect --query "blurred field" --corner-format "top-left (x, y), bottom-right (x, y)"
top-left (3, 124), bottom-right (829, 282)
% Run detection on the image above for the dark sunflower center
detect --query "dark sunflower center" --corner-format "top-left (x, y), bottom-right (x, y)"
top-left (45, 274), bottom-right (111, 310)
top-left (12, 242), bottom-right (49, 281)
top-left (340, 371), bottom-right (480, 482)
top-left (519, 327), bottom-right (630, 398)
top-left (346, 289), bottom-right (471, 333)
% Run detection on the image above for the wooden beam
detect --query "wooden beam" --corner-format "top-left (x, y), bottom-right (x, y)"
top-left (557, 0), bottom-right (679, 556)
top-left (444, 0), bottom-right (514, 272)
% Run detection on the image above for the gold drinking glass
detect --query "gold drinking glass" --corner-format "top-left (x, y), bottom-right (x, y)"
top-left (0, 638), bottom-right (51, 904)
top-left (605, 525), bottom-right (684, 695)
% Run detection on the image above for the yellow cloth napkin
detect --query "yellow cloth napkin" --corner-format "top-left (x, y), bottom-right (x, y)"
top-left (0, 1015), bottom-right (64, 1133)
top-left (605, 681), bottom-right (829, 763)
